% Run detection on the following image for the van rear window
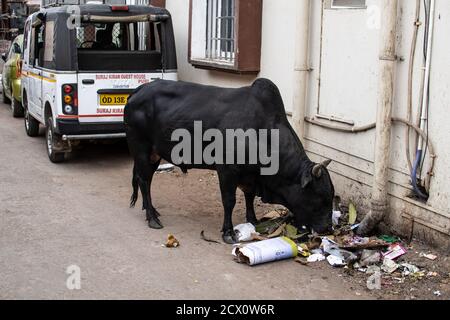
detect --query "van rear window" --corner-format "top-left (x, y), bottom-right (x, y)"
top-left (76, 21), bottom-right (163, 71)
top-left (76, 21), bottom-right (161, 52)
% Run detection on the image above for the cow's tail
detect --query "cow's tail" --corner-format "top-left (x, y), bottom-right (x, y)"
top-left (130, 164), bottom-right (139, 208)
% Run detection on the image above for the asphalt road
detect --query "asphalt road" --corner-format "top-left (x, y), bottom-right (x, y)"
top-left (0, 101), bottom-right (368, 299)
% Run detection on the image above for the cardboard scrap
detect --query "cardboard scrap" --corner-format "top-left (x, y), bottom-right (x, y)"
top-left (267, 223), bottom-right (286, 238)
top-left (261, 209), bottom-right (287, 221)
top-left (294, 257), bottom-right (309, 265)
top-left (420, 253), bottom-right (438, 261)
top-left (382, 243), bottom-right (407, 260)
top-left (381, 258), bottom-right (399, 274)
top-left (338, 236), bottom-right (388, 250)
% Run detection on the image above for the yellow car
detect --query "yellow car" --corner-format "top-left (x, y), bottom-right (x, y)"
top-left (2, 34), bottom-right (24, 117)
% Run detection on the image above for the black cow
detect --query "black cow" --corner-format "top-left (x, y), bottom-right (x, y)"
top-left (124, 78), bottom-right (334, 243)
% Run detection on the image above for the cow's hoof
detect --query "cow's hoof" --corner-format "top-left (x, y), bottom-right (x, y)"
top-left (222, 230), bottom-right (238, 244)
top-left (247, 217), bottom-right (259, 225)
top-left (148, 217), bottom-right (164, 229)
top-left (144, 209), bottom-right (161, 217)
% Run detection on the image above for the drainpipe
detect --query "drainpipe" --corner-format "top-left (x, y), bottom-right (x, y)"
top-left (358, 0), bottom-right (398, 235)
top-left (292, 0), bottom-right (311, 138)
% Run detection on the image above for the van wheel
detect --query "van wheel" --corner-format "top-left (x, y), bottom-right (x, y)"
top-left (2, 86), bottom-right (11, 104)
top-left (11, 98), bottom-right (24, 118)
top-left (46, 116), bottom-right (65, 163)
top-left (24, 105), bottom-right (39, 137)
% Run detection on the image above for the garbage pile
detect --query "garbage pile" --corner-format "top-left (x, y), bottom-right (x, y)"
top-left (232, 204), bottom-right (440, 292)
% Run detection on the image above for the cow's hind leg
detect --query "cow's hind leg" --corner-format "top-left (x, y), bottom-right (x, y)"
top-left (217, 170), bottom-right (239, 244)
top-left (142, 160), bottom-right (162, 218)
top-left (137, 164), bottom-right (161, 217)
top-left (135, 153), bottom-right (163, 229)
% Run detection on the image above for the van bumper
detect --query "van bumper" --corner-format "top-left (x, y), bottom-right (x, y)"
top-left (55, 119), bottom-right (126, 140)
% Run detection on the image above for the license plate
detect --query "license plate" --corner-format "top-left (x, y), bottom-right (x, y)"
top-left (99, 94), bottom-right (129, 106)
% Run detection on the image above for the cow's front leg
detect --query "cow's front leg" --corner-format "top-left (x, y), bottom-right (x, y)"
top-left (217, 170), bottom-right (238, 244)
top-left (244, 191), bottom-right (258, 225)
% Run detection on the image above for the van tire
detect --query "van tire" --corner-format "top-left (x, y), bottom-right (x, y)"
top-left (2, 86), bottom-right (11, 104)
top-left (46, 116), bottom-right (65, 163)
top-left (24, 104), bottom-right (39, 137)
top-left (12, 97), bottom-right (24, 118)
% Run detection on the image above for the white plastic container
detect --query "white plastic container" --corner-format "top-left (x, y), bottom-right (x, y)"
top-left (232, 237), bottom-right (298, 266)
top-left (234, 223), bottom-right (257, 242)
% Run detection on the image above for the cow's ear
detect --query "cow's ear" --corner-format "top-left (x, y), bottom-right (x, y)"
top-left (300, 170), bottom-right (313, 189)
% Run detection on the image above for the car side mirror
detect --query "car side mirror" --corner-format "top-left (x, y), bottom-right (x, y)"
top-left (13, 43), bottom-right (21, 54)
top-left (1, 53), bottom-right (6, 62)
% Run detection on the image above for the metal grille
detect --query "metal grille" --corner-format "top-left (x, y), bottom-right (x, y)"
top-left (76, 23), bottom-right (123, 49)
top-left (206, 0), bottom-right (235, 63)
top-left (76, 21), bottom-right (160, 51)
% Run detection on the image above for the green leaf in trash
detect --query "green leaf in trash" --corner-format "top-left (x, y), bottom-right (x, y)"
top-left (255, 219), bottom-right (283, 234)
top-left (285, 224), bottom-right (298, 240)
top-left (255, 212), bottom-right (294, 235)
top-left (379, 235), bottom-right (399, 243)
top-left (348, 202), bottom-right (357, 225)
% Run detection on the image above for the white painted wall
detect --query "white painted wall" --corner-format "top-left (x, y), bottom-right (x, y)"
top-left (166, 0), bottom-right (298, 113)
top-left (305, 0), bottom-right (450, 243)
top-left (164, 0), bottom-right (450, 244)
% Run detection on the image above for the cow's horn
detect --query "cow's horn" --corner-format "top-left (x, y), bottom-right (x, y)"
top-left (312, 164), bottom-right (323, 178)
top-left (321, 159), bottom-right (332, 168)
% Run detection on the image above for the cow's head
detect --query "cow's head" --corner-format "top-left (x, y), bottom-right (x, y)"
top-left (282, 159), bottom-right (334, 234)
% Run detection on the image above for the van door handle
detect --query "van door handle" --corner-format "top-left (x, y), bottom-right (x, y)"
top-left (82, 79), bottom-right (95, 85)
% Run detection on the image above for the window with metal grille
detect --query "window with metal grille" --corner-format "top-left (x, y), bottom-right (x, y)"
top-left (189, 0), bottom-right (262, 73)
top-left (205, 0), bottom-right (235, 63)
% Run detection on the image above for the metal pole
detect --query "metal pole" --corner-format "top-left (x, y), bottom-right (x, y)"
top-left (292, 0), bottom-right (311, 138)
top-left (358, 0), bottom-right (399, 235)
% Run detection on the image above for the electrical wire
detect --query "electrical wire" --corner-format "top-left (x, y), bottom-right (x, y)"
top-left (304, 116), bottom-right (436, 195)
top-left (405, 0), bottom-right (421, 174)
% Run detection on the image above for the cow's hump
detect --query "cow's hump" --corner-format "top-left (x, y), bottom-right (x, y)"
top-left (250, 78), bottom-right (286, 115)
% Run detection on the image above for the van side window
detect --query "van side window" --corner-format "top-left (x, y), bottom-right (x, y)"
top-left (22, 21), bottom-right (30, 61)
top-left (44, 21), bottom-right (54, 62)
top-left (7, 45), bottom-right (14, 60)
top-left (32, 24), bottom-right (44, 67)
top-left (29, 27), bottom-right (35, 65)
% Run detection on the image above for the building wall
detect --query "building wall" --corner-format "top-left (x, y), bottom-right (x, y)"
top-left (166, 0), bottom-right (299, 113)
top-left (304, 0), bottom-right (450, 247)
top-left (165, 0), bottom-right (450, 247)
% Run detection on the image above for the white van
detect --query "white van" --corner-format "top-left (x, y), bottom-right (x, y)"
top-left (21, 3), bottom-right (177, 162)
